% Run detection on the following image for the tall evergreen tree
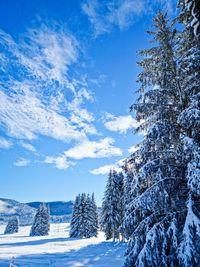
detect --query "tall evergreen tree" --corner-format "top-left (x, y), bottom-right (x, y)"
top-left (101, 169), bottom-right (125, 241)
top-left (4, 217), bottom-right (19, 234)
top-left (101, 170), bottom-right (113, 240)
top-left (116, 171), bottom-right (125, 241)
top-left (124, 11), bottom-right (188, 266)
top-left (122, 159), bottom-right (139, 240)
top-left (77, 193), bottom-right (88, 238)
top-left (90, 193), bottom-right (99, 237)
top-left (178, 195), bottom-right (200, 266)
top-left (176, 1), bottom-right (200, 264)
top-left (178, 0), bottom-right (200, 37)
top-left (30, 203), bottom-right (50, 236)
top-left (69, 194), bottom-right (81, 238)
top-left (177, 0), bottom-right (200, 195)
top-left (124, 161), bottom-right (134, 210)
top-left (70, 193), bottom-right (98, 238)
top-left (123, 6), bottom-right (200, 265)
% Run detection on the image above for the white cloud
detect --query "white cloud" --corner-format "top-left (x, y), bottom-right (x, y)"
top-left (0, 89), bottom-right (85, 142)
top-left (43, 136), bottom-right (122, 170)
top-left (82, 0), bottom-right (110, 37)
top-left (65, 137), bottom-right (122, 159)
top-left (68, 88), bottom-right (98, 135)
top-left (0, 26), bottom-right (78, 85)
top-left (20, 142), bottom-right (36, 153)
top-left (82, 0), bottom-right (144, 37)
top-left (14, 157), bottom-right (30, 167)
top-left (44, 155), bottom-right (75, 170)
top-left (0, 137), bottom-right (12, 149)
top-left (0, 26), bottom-right (98, 143)
top-left (103, 113), bottom-right (139, 134)
top-left (90, 158), bottom-right (125, 175)
top-left (90, 164), bottom-right (121, 175)
top-left (107, 0), bottom-right (144, 30)
top-left (82, 0), bottom-right (175, 37)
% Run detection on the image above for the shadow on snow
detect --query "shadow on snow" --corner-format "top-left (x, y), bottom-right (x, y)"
top-left (0, 241), bottom-right (127, 267)
top-left (0, 237), bottom-right (75, 247)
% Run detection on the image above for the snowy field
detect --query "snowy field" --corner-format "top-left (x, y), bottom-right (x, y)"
top-left (0, 223), bottom-right (127, 267)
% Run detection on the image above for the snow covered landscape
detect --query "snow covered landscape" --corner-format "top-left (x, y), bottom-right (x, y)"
top-left (0, 223), bottom-right (127, 266)
top-left (0, 0), bottom-right (199, 266)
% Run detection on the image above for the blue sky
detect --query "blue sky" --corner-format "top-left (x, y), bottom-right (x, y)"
top-left (0, 0), bottom-right (177, 205)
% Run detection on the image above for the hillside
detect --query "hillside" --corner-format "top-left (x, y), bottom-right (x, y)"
top-left (0, 198), bottom-right (36, 226)
top-left (26, 201), bottom-right (73, 216)
top-left (0, 198), bottom-right (74, 226)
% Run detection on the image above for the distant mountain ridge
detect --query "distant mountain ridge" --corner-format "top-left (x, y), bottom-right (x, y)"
top-left (0, 198), bottom-right (73, 225)
top-left (0, 198), bottom-right (36, 225)
top-left (26, 201), bottom-right (74, 216)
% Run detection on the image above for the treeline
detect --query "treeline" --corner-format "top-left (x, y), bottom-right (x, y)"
top-left (4, 194), bottom-right (99, 239)
top-left (100, 1), bottom-right (200, 267)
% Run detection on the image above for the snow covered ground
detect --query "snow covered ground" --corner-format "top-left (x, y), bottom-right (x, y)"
top-left (0, 223), bottom-right (127, 267)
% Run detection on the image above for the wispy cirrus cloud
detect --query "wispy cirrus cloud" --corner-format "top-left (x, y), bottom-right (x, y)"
top-left (103, 113), bottom-right (139, 134)
top-left (14, 157), bottom-right (30, 167)
top-left (68, 88), bottom-right (98, 135)
top-left (0, 24), bottom-right (98, 143)
top-left (83, 0), bottom-right (142, 36)
top-left (65, 137), bottom-right (122, 160)
top-left (0, 137), bottom-right (12, 149)
top-left (0, 25), bottom-right (78, 85)
top-left (107, 0), bottom-right (144, 29)
top-left (82, 0), bottom-right (110, 36)
top-left (82, 0), bottom-right (175, 37)
top-left (0, 89), bottom-right (85, 141)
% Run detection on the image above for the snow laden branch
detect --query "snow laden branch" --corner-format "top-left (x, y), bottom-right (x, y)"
top-left (123, 8), bottom-right (200, 267)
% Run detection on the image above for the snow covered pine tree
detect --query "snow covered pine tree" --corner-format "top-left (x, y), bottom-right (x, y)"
top-left (181, 0), bottom-right (200, 37)
top-left (123, 9), bottom-right (200, 267)
top-left (30, 203), bottom-right (50, 236)
top-left (177, 1), bottom-right (200, 265)
top-left (90, 193), bottom-right (99, 237)
top-left (70, 193), bottom-right (98, 238)
top-left (101, 169), bottom-right (124, 241)
top-left (100, 170), bottom-right (113, 240)
top-left (70, 194), bottom-right (81, 238)
top-left (4, 217), bottom-right (19, 234)
top-left (122, 159), bottom-right (139, 240)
